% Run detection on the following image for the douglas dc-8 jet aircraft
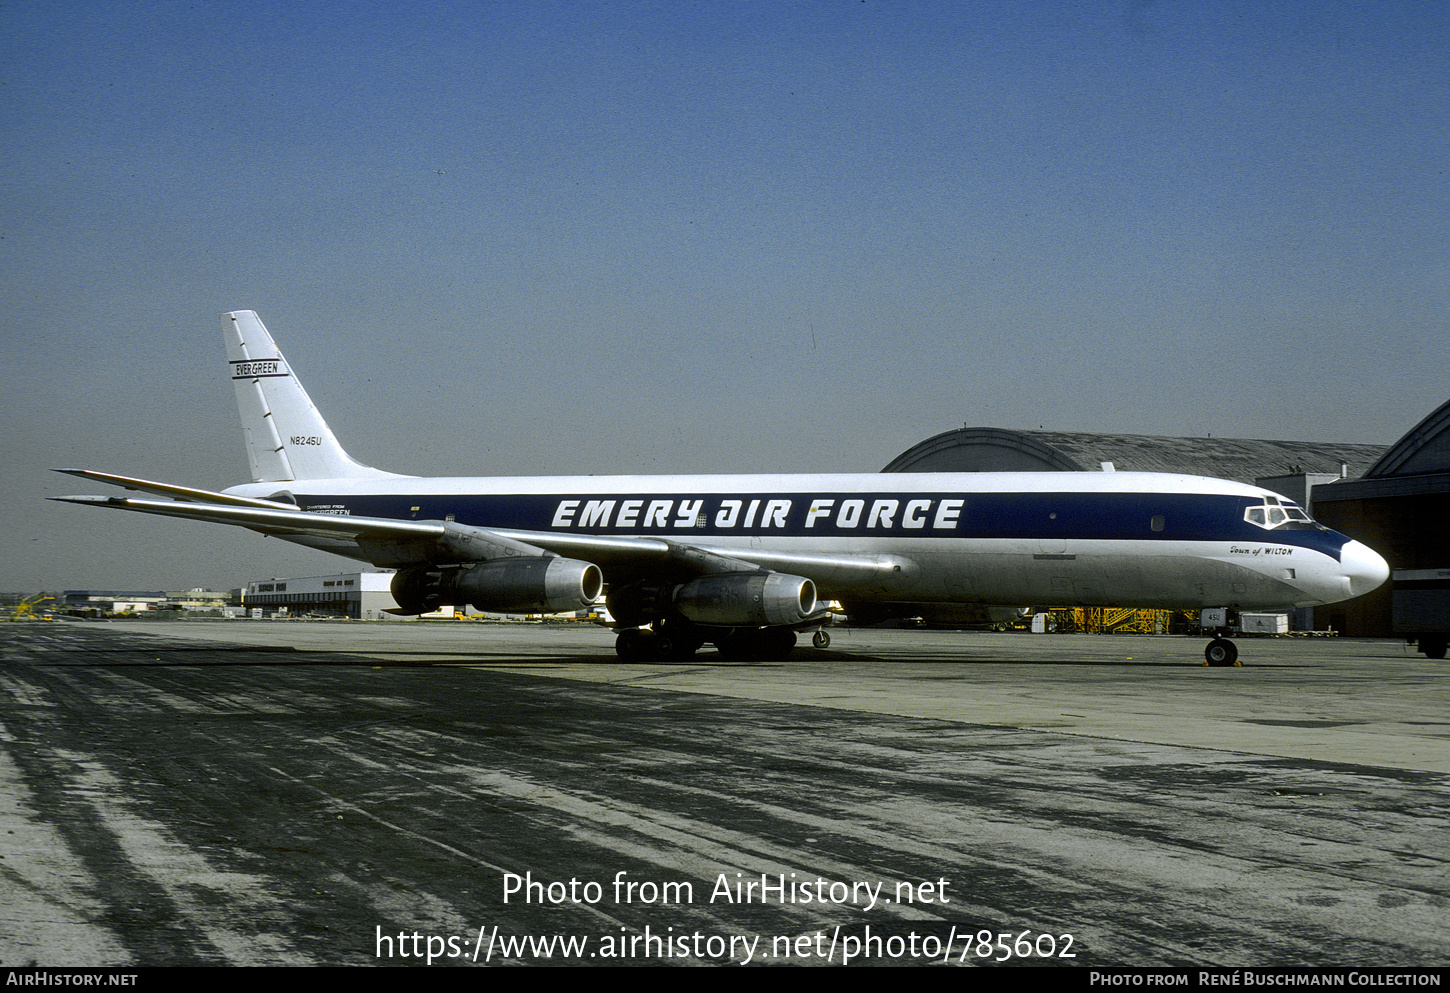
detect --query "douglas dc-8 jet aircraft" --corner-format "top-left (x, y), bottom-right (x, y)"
top-left (55, 311), bottom-right (1388, 666)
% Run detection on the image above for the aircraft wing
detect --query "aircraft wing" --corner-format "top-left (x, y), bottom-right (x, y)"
top-left (50, 476), bottom-right (909, 589)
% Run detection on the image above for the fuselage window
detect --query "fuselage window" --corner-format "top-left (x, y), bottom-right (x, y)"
top-left (1150, 514), bottom-right (1165, 532)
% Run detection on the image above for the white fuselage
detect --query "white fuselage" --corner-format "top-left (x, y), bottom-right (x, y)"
top-left (226, 469), bottom-right (1388, 611)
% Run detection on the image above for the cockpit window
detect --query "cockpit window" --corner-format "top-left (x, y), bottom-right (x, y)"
top-left (1244, 499), bottom-right (1321, 530)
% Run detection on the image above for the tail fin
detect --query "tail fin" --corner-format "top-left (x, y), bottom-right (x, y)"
top-left (223, 311), bottom-right (403, 482)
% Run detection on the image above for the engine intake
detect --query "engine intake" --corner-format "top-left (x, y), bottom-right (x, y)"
top-left (674, 572), bottom-right (816, 627)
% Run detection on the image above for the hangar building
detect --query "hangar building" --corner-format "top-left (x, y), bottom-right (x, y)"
top-left (1309, 399), bottom-right (1450, 638)
top-left (882, 427), bottom-right (1387, 483)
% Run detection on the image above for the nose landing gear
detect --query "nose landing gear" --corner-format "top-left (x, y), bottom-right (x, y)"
top-left (1204, 637), bottom-right (1240, 667)
top-left (1199, 608), bottom-right (1242, 667)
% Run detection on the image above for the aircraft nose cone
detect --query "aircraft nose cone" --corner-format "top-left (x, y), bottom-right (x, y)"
top-left (1341, 540), bottom-right (1390, 598)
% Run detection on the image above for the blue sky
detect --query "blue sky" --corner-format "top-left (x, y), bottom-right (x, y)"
top-left (3, 0), bottom-right (1446, 591)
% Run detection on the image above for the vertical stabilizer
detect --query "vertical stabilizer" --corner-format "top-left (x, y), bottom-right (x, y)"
top-left (223, 311), bottom-right (402, 482)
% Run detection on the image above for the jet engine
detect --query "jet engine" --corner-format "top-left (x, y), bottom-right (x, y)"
top-left (390, 565), bottom-right (449, 615)
top-left (458, 557), bottom-right (603, 614)
top-left (673, 572), bottom-right (816, 627)
top-left (390, 557), bottom-right (603, 615)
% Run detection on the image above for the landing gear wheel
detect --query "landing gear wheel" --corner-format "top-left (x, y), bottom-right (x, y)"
top-left (812, 629), bottom-right (831, 649)
top-left (1204, 638), bottom-right (1239, 667)
top-left (763, 629), bottom-right (797, 660)
top-left (615, 627), bottom-right (651, 660)
top-left (652, 620), bottom-right (704, 661)
top-left (715, 632), bottom-right (749, 661)
top-left (1420, 637), bottom-right (1447, 660)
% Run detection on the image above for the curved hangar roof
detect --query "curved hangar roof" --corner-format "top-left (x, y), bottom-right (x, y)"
top-left (1311, 396), bottom-right (1450, 503)
top-left (882, 427), bottom-right (1388, 486)
top-left (1362, 396), bottom-right (1450, 479)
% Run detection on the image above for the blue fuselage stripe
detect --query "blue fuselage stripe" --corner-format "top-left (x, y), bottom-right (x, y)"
top-left (295, 490), bottom-right (1350, 561)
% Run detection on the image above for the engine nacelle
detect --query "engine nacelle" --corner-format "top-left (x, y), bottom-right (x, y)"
top-left (457, 556), bottom-right (603, 615)
top-left (390, 558), bottom-right (603, 615)
top-left (674, 572), bottom-right (816, 627)
top-left (391, 566), bottom-right (448, 615)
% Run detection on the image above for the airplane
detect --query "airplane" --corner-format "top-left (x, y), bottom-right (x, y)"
top-left (53, 311), bottom-right (1389, 667)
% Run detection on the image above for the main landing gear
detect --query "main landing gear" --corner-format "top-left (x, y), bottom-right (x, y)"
top-left (615, 622), bottom-right (705, 662)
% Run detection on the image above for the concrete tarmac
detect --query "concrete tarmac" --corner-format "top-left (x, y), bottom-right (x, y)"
top-left (1, 620), bottom-right (1445, 967)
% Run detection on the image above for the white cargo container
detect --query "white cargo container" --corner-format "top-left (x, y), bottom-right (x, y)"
top-left (1240, 612), bottom-right (1289, 635)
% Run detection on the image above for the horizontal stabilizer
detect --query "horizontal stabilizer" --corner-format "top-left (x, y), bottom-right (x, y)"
top-left (50, 494), bottom-right (447, 542)
top-left (52, 469), bottom-right (299, 509)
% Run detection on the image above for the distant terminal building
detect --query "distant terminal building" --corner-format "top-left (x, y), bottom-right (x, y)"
top-left (61, 591), bottom-right (167, 614)
top-left (166, 589), bottom-right (237, 610)
top-left (59, 589), bottom-right (236, 614)
top-left (242, 572), bottom-right (442, 620)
